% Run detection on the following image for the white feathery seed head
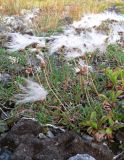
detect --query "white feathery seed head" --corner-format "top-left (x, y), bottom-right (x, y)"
top-left (50, 12), bottom-right (124, 59)
top-left (4, 33), bottom-right (45, 52)
top-left (15, 79), bottom-right (48, 104)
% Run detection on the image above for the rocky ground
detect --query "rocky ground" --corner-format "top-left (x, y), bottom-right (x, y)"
top-left (0, 118), bottom-right (114, 160)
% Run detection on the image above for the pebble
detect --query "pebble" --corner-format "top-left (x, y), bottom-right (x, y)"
top-left (47, 130), bottom-right (55, 138)
top-left (38, 133), bottom-right (47, 139)
top-left (82, 134), bottom-right (94, 142)
top-left (68, 154), bottom-right (96, 160)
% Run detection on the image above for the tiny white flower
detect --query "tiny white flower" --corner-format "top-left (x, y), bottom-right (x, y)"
top-left (8, 56), bottom-right (18, 64)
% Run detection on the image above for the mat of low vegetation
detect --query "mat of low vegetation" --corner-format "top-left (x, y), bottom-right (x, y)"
top-left (0, 44), bottom-right (124, 142)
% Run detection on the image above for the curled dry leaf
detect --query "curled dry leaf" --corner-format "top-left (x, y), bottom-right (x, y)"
top-left (103, 100), bottom-right (112, 112)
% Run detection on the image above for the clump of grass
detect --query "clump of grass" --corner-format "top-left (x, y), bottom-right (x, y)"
top-left (0, 82), bottom-right (16, 103)
top-left (0, 48), bottom-right (27, 73)
top-left (0, 0), bottom-right (36, 15)
top-left (107, 44), bottom-right (124, 65)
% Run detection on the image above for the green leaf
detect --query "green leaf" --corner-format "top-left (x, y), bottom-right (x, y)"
top-left (90, 111), bottom-right (97, 122)
top-left (98, 116), bottom-right (108, 128)
top-left (106, 128), bottom-right (112, 135)
top-left (99, 94), bottom-right (108, 101)
top-left (108, 118), bottom-right (114, 126)
top-left (91, 122), bottom-right (98, 129)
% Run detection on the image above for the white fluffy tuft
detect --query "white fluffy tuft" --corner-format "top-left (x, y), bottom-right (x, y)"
top-left (49, 12), bottom-right (124, 59)
top-left (15, 79), bottom-right (48, 104)
top-left (4, 33), bottom-right (45, 52)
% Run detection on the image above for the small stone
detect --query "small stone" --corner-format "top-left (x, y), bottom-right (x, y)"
top-left (23, 29), bottom-right (34, 36)
top-left (47, 130), bottom-right (55, 138)
top-left (82, 134), bottom-right (94, 142)
top-left (38, 133), bottom-right (47, 139)
top-left (68, 154), bottom-right (96, 160)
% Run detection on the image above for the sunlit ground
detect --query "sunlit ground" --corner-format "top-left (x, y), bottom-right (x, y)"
top-left (0, 0), bottom-right (123, 32)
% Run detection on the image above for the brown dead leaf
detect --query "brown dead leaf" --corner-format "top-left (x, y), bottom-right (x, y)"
top-left (103, 100), bottom-right (112, 112)
top-left (25, 67), bottom-right (33, 74)
top-left (94, 132), bottom-right (106, 142)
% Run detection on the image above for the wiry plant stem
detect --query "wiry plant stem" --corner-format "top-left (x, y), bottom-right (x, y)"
top-left (43, 68), bottom-right (67, 111)
top-left (85, 56), bottom-right (99, 96)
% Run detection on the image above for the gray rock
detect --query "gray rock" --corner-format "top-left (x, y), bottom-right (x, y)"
top-left (68, 154), bottom-right (96, 160)
top-left (0, 148), bottom-right (12, 160)
top-left (38, 133), bottom-right (47, 139)
top-left (0, 73), bottom-right (11, 87)
top-left (0, 118), bottom-right (114, 160)
top-left (82, 134), bottom-right (94, 143)
top-left (22, 29), bottom-right (34, 36)
top-left (3, 16), bottom-right (27, 33)
top-left (47, 130), bottom-right (55, 138)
